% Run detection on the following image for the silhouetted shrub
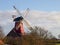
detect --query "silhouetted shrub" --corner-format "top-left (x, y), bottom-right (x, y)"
top-left (4, 26), bottom-right (56, 45)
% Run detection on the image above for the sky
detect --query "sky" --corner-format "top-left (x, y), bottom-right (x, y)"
top-left (0, 0), bottom-right (60, 11)
top-left (0, 0), bottom-right (60, 38)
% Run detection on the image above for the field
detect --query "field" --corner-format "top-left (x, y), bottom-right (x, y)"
top-left (56, 43), bottom-right (60, 45)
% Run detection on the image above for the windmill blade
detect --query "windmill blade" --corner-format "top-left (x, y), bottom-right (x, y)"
top-left (23, 8), bottom-right (33, 30)
top-left (24, 8), bottom-right (30, 17)
top-left (13, 6), bottom-right (33, 30)
top-left (13, 6), bottom-right (22, 16)
top-left (12, 15), bottom-right (16, 19)
top-left (23, 18), bottom-right (33, 30)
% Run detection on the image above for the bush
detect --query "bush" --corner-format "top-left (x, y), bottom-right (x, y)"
top-left (4, 26), bottom-right (56, 45)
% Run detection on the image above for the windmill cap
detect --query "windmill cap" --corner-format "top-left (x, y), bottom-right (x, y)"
top-left (14, 16), bottom-right (23, 22)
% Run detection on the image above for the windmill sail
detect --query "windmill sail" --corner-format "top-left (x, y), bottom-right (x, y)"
top-left (23, 19), bottom-right (33, 30)
top-left (13, 6), bottom-right (33, 30)
top-left (13, 6), bottom-right (23, 17)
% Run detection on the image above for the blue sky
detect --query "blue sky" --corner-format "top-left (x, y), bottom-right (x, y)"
top-left (0, 0), bottom-right (60, 11)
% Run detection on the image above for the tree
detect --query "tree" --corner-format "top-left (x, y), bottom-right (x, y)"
top-left (0, 26), bottom-right (4, 39)
top-left (58, 34), bottom-right (60, 39)
top-left (30, 26), bottom-right (56, 39)
top-left (4, 26), bottom-right (56, 45)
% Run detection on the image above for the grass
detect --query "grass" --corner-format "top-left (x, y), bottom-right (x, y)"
top-left (56, 43), bottom-right (60, 45)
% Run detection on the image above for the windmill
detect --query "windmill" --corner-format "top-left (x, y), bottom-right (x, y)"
top-left (5, 6), bottom-right (34, 37)
top-left (13, 6), bottom-right (33, 30)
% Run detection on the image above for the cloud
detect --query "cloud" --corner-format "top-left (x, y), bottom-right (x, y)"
top-left (0, 10), bottom-right (60, 38)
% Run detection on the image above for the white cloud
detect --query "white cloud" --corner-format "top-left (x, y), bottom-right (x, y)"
top-left (0, 10), bottom-right (60, 38)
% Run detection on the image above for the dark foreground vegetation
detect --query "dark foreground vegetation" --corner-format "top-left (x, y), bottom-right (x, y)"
top-left (3, 33), bottom-right (57, 45)
top-left (0, 26), bottom-right (60, 45)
